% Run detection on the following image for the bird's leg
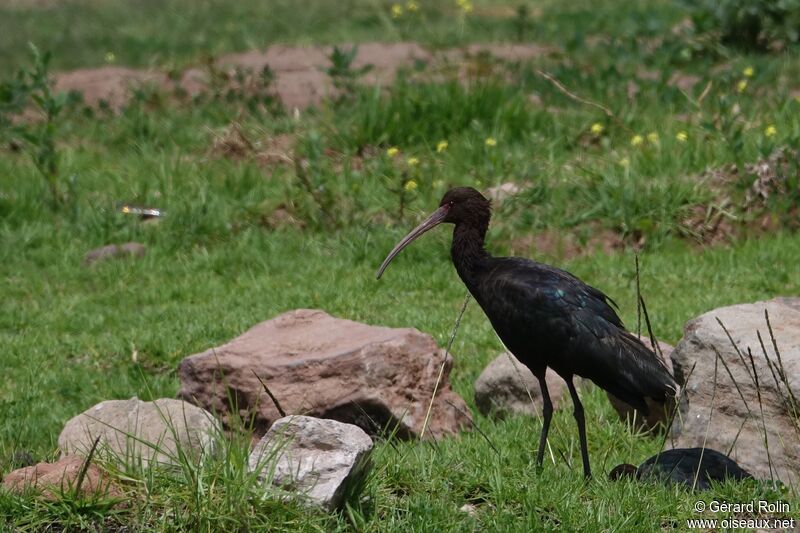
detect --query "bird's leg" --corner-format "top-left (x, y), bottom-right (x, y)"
top-left (535, 375), bottom-right (553, 470)
top-left (567, 378), bottom-right (591, 478)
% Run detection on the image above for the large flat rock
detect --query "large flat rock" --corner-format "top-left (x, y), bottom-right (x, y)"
top-left (58, 397), bottom-right (219, 466)
top-left (178, 309), bottom-right (472, 439)
top-left (668, 298), bottom-right (800, 486)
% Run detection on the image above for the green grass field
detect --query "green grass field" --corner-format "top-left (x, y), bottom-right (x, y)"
top-left (2, 0), bottom-right (800, 530)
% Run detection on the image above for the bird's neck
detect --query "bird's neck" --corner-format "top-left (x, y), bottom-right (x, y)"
top-left (451, 222), bottom-right (491, 287)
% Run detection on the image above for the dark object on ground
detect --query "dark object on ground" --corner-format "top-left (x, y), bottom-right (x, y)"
top-left (376, 187), bottom-right (678, 478)
top-left (10, 450), bottom-right (36, 468)
top-left (609, 447), bottom-right (754, 490)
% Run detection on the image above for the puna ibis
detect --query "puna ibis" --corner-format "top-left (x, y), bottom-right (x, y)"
top-left (376, 187), bottom-right (678, 478)
top-left (609, 447), bottom-right (754, 489)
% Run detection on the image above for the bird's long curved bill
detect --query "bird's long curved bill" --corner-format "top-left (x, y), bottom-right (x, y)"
top-left (376, 205), bottom-right (449, 279)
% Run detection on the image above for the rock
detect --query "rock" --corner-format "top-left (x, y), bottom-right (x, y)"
top-left (607, 337), bottom-right (677, 432)
top-left (59, 397), bottom-right (219, 466)
top-left (178, 309), bottom-right (472, 439)
top-left (2, 455), bottom-right (124, 501)
top-left (668, 298), bottom-right (800, 486)
top-left (484, 182), bottom-right (525, 203)
top-left (459, 503), bottom-right (479, 517)
top-left (248, 415), bottom-right (373, 511)
top-left (83, 242), bottom-right (146, 266)
top-left (474, 353), bottom-right (568, 418)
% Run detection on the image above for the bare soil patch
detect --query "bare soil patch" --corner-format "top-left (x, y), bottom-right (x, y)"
top-left (52, 41), bottom-right (555, 111)
top-left (505, 224), bottom-right (627, 261)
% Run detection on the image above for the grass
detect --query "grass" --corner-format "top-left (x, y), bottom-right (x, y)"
top-left (2, 0), bottom-right (800, 529)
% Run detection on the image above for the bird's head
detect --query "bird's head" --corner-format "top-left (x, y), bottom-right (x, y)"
top-left (376, 186), bottom-right (490, 279)
top-left (608, 463), bottom-right (638, 481)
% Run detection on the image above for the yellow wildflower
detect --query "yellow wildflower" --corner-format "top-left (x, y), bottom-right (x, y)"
top-left (436, 140), bottom-right (449, 153)
top-left (404, 180), bottom-right (418, 192)
top-left (387, 147), bottom-right (400, 157)
top-left (676, 131), bottom-right (688, 142)
top-left (407, 156), bottom-right (419, 166)
top-left (391, 4), bottom-right (403, 17)
top-left (485, 137), bottom-right (497, 147)
top-left (743, 66), bottom-right (755, 78)
top-left (406, 1), bottom-right (419, 12)
top-left (590, 123), bottom-right (604, 135)
top-left (619, 157), bottom-right (630, 167)
top-left (456, 0), bottom-right (473, 13)
top-left (630, 135), bottom-right (644, 147)
top-left (105, 51), bottom-right (116, 63)
top-left (647, 132), bottom-right (659, 144)
top-left (764, 125), bottom-right (777, 138)
top-left (737, 80), bottom-right (748, 93)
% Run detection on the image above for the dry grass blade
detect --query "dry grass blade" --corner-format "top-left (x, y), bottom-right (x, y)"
top-left (444, 399), bottom-right (499, 456)
top-left (711, 345), bottom-right (752, 416)
top-left (660, 361), bottom-right (695, 453)
top-left (715, 317), bottom-right (755, 384)
top-left (746, 346), bottom-right (775, 481)
top-left (635, 253), bottom-right (642, 339)
top-left (74, 435), bottom-right (102, 497)
top-left (756, 330), bottom-right (800, 436)
top-left (420, 293), bottom-right (471, 440)
top-left (534, 69), bottom-right (629, 132)
top-left (765, 309), bottom-right (799, 410)
top-left (252, 370), bottom-right (286, 418)
top-left (725, 417), bottom-right (749, 457)
top-left (694, 352), bottom-right (720, 491)
top-left (639, 295), bottom-right (665, 364)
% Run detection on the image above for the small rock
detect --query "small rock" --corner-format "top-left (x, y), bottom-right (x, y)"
top-left (474, 353), bottom-right (568, 418)
top-left (484, 182), bottom-right (525, 203)
top-left (669, 298), bottom-right (800, 486)
top-left (459, 503), bottom-right (479, 517)
top-left (178, 309), bottom-right (472, 440)
top-left (606, 337), bottom-right (677, 432)
top-left (83, 242), bottom-right (146, 266)
top-left (2, 455), bottom-right (124, 501)
top-left (248, 415), bottom-right (373, 511)
top-left (59, 397), bottom-right (219, 467)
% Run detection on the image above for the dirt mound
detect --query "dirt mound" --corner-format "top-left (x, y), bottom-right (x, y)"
top-left (52, 42), bottom-right (553, 111)
top-left (54, 66), bottom-right (168, 110)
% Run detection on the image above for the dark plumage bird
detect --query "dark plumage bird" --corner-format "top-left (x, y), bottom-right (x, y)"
top-left (609, 447), bottom-right (754, 489)
top-left (376, 187), bottom-right (678, 477)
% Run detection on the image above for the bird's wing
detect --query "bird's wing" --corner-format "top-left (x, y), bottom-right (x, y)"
top-left (478, 257), bottom-right (623, 339)
top-left (476, 258), bottom-right (676, 403)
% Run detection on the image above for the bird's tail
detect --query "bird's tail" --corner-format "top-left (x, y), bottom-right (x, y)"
top-left (613, 331), bottom-right (680, 413)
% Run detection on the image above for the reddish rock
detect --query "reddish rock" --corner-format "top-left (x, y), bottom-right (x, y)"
top-left (178, 309), bottom-right (472, 440)
top-left (2, 455), bottom-right (123, 501)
